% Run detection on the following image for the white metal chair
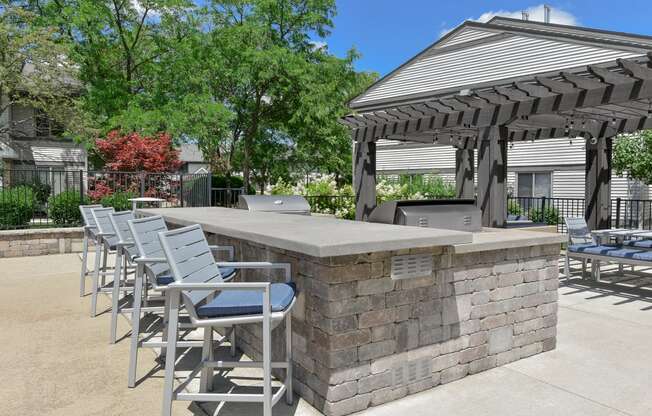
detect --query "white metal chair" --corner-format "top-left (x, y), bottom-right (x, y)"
top-left (108, 210), bottom-right (141, 344)
top-left (563, 217), bottom-right (652, 280)
top-left (158, 224), bottom-right (295, 416)
top-left (78, 204), bottom-right (102, 297)
top-left (564, 217), bottom-right (595, 278)
top-left (90, 207), bottom-right (120, 317)
top-left (125, 215), bottom-right (237, 388)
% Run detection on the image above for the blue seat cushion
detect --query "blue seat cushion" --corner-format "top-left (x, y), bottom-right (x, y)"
top-left (623, 239), bottom-right (652, 249)
top-left (156, 275), bottom-right (175, 285)
top-left (568, 244), bottom-right (652, 261)
top-left (197, 282), bottom-right (296, 318)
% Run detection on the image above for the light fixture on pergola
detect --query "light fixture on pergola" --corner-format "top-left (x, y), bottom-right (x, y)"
top-left (341, 17), bottom-right (652, 229)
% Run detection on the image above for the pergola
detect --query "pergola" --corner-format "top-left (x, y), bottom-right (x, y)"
top-left (342, 17), bottom-right (652, 229)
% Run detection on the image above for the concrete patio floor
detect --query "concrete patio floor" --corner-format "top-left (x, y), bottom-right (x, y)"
top-left (1, 253), bottom-right (650, 416)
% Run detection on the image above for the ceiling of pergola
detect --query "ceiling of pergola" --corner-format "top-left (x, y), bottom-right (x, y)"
top-left (341, 55), bottom-right (652, 146)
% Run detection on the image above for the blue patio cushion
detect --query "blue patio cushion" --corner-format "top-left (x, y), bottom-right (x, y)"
top-left (623, 239), bottom-right (652, 249)
top-left (197, 282), bottom-right (296, 318)
top-left (155, 267), bottom-right (236, 286)
top-left (568, 244), bottom-right (652, 261)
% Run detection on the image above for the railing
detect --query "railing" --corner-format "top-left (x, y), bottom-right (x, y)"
top-left (0, 169), bottom-right (85, 229)
top-left (509, 196), bottom-right (652, 233)
top-left (508, 196), bottom-right (585, 233)
top-left (0, 168), bottom-right (212, 230)
top-left (211, 187), bottom-right (244, 208)
top-left (613, 198), bottom-right (652, 229)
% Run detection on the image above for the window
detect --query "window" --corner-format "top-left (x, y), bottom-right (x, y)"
top-left (517, 172), bottom-right (552, 198)
top-left (35, 109), bottom-right (64, 138)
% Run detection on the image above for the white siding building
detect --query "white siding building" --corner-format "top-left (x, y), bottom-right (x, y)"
top-left (376, 137), bottom-right (650, 201)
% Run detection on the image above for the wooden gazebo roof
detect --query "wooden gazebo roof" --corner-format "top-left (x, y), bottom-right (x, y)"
top-left (342, 18), bottom-right (652, 144)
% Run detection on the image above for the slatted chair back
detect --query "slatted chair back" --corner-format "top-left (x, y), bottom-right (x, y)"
top-left (79, 204), bottom-right (103, 228)
top-left (128, 215), bottom-right (170, 277)
top-left (158, 224), bottom-right (227, 315)
top-left (564, 217), bottom-right (594, 245)
top-left (91, 207), bottom-right (119, 247)
top-left (109, 211), bottom-right (138, 258)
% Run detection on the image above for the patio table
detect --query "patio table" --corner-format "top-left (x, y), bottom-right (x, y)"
top-left (128, 197), bottom-right (166, 213)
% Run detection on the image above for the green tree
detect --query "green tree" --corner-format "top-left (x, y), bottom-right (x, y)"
top-left (613, 131), bottom-right (652, 184)
top-left (203, 0), bottom-right (375, 190)
top-left (0, 5), bottom-right (82, 144)
top-left (16, 0), bottom-right (374, 185)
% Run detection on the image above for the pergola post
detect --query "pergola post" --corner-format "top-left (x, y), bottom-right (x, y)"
top-left (477, 127), bottom-right (508, 228)
top-left (455, 146), bottom-right (475, 199)
top-left (354, 139), bottom-right (377, 221)
top-left (585, 137), bottom-right (612, 230)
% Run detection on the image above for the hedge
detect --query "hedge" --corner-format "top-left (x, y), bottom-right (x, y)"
top-left (100, 191), bottom-right (136, 211)
top-left (48, 190), bottom-right (90, 225)
top-left (0, 186), bottom-right (36, 228)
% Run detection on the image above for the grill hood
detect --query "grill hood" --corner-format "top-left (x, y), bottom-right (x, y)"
top-left (369, 199), bottom-right (482, 232)
top-left (238, 195), bottom-right (311, 215)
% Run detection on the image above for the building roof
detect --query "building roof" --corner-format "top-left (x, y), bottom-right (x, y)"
top-left (350, 18), bottom-right (652, 110)
top-left (2, 140), bottom-right (86, 166)
top-left (343, 18), bottom-right (652, 145)
top-left (179, 143), bottom-right (205, 163)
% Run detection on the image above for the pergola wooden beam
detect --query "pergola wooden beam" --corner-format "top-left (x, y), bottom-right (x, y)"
top-left (343, 56), bottom-right (652, 143)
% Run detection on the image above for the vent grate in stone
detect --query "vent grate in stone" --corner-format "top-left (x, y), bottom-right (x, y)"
top-left (391, 254), bottom-right (433, 280)
top-left (392, 357), bottom-right (432, 388)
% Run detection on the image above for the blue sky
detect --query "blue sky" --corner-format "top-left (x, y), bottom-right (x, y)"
top-left (325, 1), bottom-right (652, 76)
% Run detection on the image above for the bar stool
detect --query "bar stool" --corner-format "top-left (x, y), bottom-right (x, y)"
top-left (78, 204), bottom-right (102, 297)
top-left (158, 224), bottom-right (295, 416)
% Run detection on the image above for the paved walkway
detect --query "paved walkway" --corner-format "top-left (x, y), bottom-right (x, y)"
top-left (1, 254), bottom-right (650, 416)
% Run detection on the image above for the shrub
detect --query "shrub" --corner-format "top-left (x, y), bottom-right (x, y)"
top-left (212, 175), bottom-right (245, 189)
top-left (100, 191), bottom-right (136, 211)
top-left (530, 207), bottom-right (560, 225)
top-left (0, 186), bottom-right (36, 228)
top-left (507, 200), bottom-right (523, 216)
top-left (269, 178), bottom-right (294, 195)
top-left (48, 190), bottom-right (90, 225)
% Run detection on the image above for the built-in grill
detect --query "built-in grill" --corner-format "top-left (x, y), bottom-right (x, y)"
top-left (369, 199), bottom-right (482, 232)
top-left (237, 195), bottom-right (311, 215)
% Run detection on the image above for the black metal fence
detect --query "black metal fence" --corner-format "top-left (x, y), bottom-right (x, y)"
top-left (0, 168), bottom-right (213, 230)
top-left (211, 187), bottom-right (244, 208)
top-left (508, 195), bottom-right (652, 233)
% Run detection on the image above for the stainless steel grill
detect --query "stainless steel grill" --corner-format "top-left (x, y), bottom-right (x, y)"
top-left (237, 195), bottom-right (311, 215)
top-left (369, 199), bottom-right (482, 232)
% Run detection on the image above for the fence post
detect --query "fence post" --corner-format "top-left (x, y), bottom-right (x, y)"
top-left (139, 172), bottom-right (146, 197)
top-left (79, 170), bottom-right (84, 202)
top-left (179, 174), bottom-right (184, 207)
top-left (207, 173), bottom-right (212, 207)
top-left (615, 197), bottom-right (621, 228)
top-left (541, 196), bottom-right (547, 223)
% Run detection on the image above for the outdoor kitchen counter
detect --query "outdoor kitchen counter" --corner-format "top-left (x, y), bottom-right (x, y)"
top-left (137, 207), bottom-right (564, 256)
top-left (140, 207), bottom-right (563, 416)
top-left (137, 207), bottom-right (473, 257)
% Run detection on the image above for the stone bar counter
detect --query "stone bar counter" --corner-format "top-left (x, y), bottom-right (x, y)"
top-left (140, 207), bottom-right (565, 416)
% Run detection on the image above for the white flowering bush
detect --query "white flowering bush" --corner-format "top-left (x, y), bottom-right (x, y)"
top-left (267, 174), bottom-right (455, 220)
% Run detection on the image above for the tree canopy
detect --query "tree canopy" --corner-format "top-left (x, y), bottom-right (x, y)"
top-left (613, 131), bottom-right (652, 185)
top-left (7, 0), bottom-right (374, 188)
top-left (0, 5), bottom-right (82, 143)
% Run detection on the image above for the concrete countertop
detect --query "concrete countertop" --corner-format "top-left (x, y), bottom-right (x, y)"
top-left (139, 207), bottom-right (472, 257)
top-left (139, 207), bottom-right (565, 258)
top-left (451, 227), bottom-right (566, 254)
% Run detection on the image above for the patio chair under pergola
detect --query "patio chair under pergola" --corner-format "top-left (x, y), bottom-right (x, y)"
top-left (342, 17), bottom-right (652, 229)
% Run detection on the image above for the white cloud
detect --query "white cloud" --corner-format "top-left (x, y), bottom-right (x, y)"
top-left (439, 4), bottom-right (580, 37)
top-left (310, 40), bottom-right (328, 51)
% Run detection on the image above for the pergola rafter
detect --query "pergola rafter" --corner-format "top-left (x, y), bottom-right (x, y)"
top-left (342, 55), bottom-right (652, 143)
